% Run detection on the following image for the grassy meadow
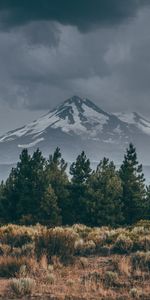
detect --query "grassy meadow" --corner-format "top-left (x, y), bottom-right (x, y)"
top-left (0, 221), bottom-right (150, 299)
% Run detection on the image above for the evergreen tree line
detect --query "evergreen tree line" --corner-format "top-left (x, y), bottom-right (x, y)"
top-left (0, 143), bottom-right (149, 227)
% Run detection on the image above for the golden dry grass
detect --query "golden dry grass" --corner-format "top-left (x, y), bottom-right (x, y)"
top-left (1, 222), bottom-right (150, 299)
top-left (0, 255), bottom-right (150, 299)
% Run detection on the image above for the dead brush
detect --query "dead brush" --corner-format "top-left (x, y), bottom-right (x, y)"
top-left (10, 277), bottom-right (35, 297)
top-left (112, 256), bottom-right (131, 277)
top-left (80, 271), bottom-right (101, 285)
top-left (119, 256), bottom-right (131, 277)
top-left (51, 255), bottom-right (63, 269)
top-left (39, 254), bottom-right (48, 271)
top-left (78, 257), bottom-right (89, 269)
top-left (0, 256), bottom-right (37, 278)
top-left (103, 271), bottom-right (119, 288)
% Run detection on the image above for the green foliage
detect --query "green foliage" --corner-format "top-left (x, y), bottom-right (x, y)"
top-left (0, 143), bottom-right (149, 227)
top-left (70, 151), bottom-right (91, 185)
top-left (69, 151), bottom-right (92, 223)
top-left (120, 143), bottom-right (146, 225)
top-left (0, 148), bottom-right (63, 226)
top-left (39, 186), bottom-right (61, 226)
top-left (86, 158), bottom-right (123, 226)
top-left (45, 147), bottom-right (69, 224)
top-left (145, 186), bottom-right (150, 220)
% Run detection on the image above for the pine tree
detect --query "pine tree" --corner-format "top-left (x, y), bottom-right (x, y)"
top-left (14, 149), bottom-right (32, 220)
top-left (29, 148), bottom-right (46, 220)
top-left (143, 185), bottom-right (150, 220)
top-left (86, 158), bottom-right (123, 226)
top-left (9, 148), bottom-right (46, 223)
top-left (70, 151), bottom-right (91, 184)
top-left (69, 151), bottom-right (92, 224)
top-left (0, 149), bottom-right (44, 223)
top-left (45, 147), bottom-right (69, 224)
top-left (0, 168), bottom-right (18, 223)
top-left (39, 185), bottom-right (61, 226)
top-left (119, 143), bottom-right (146, 225)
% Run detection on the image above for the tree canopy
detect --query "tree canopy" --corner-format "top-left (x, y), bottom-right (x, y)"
top-left (0, 144), bottom-right (149, 227)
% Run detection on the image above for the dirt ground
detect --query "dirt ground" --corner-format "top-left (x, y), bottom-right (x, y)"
top-left (0, 255), bottom-right (150, 300)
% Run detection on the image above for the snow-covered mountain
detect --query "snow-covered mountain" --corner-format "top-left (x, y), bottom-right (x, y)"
top-left (0, 95), bottom-right (150, 164)
top-left (114, 112), bottom-right (150, 136)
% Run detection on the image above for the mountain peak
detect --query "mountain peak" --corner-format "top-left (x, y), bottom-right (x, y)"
top-left (0, 95), bottom-right (150, 164)
top-left (61, 95), bottom-right (89, 108)
top-left (56, 95), bottom-right (109, 117)
top-left (66, 95), bottom-right (85, 103)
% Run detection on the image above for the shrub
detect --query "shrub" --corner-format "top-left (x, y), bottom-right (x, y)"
top-left (0, 243), bottom-right (35, 258)
top-left (19, 265), bottom-right (28, 277)
top-left (131, 251), bottom-right (150, 271)
top-left (129, 288), bottom-right (140, 299)
top-left (0, 224), bottom-right (35, 248)
top-left (74, 239), bottom-right (96, 255)
top-left (39, 254), bottom-right (48, 270)
top-left (74, 238), bottom-right (84, 253)
top-left (47, 264), bottom-right (54, 272)
top-left (131, 226), bottom-right (147, 236)
top-left (134, 220), bottom-right (150, 228)
top-left (0, 243), bottom-right (11, 256)
top-left (21, 242), bottom-right (35, 257)
top-left (116, 256), bottom-right (131, 276)
top-left (98, 245), bottom-right (111, 256)
top-left (51, 256), bottom-right (63, 269)
top-left (46, 273), bottom-right (55, 284)
top-left (87, 228), bottom-right (109, 250)
top-left (72, 224), bottom-right (91, 239)
top-left (35, 227), bottom-right (78, 260)
top-left (10, 278), bottom-right (35, 296)
top-left (80, 271), bottom-right (101, 284)
top-left (0, 256), bottom-right (35, 278)
top-left (113, 234), bottom-right (133, 254)
top-left (104, 271), bottom-right (118, 287)
top-left (105, 230), bottom-right (119, 244)
top-left (78, 257), bottom-right (89, 268)
top-left (137, 236), bottom-right (150, 251)
top-left (66, 279), bottom-right (75, 287)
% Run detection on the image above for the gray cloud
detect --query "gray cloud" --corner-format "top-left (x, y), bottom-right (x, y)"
top-left (19, 21), bottom-right (61, 47)
top-left (0, 0), bottom-right (148, 31)
top-left (0, 2), bottom-right (150, 135)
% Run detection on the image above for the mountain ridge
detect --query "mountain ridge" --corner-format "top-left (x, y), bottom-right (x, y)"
top-left (0, 95), bottom-right (150, 164)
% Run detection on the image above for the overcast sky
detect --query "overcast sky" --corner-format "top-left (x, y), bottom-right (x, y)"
top-left (0, 0), bottom-right (150, 134)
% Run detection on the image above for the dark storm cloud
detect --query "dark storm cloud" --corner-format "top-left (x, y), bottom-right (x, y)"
top-left (0, 0), bottom-right (150, 135)
top-left (0, 0), bottom-right (148, 31)
top-left (19, 21), bottom-right (61, 47)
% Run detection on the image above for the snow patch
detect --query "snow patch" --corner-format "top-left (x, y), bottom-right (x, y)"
top-left (114, 112), bottom-right (136, 124)
top-left (18, 138), bottom-right (44, 148)
top-left (115, 112), bottom-right (150, 135)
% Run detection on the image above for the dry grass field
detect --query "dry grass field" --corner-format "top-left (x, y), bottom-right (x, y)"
top-left (1, 222), bottom-right (150, 299)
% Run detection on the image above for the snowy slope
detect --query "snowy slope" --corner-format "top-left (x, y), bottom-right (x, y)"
top-left (114, 112), bottom-right (150, 136)
top-left (0, 95), bottom-right (150, 164)
top-left (0, 96), bottom-right (112, 145)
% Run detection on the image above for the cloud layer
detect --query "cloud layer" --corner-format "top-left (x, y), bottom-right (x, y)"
top-left (0, 0), bottom-right (148, 31)
top-left (0, 1), bottom-right (150, 134)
